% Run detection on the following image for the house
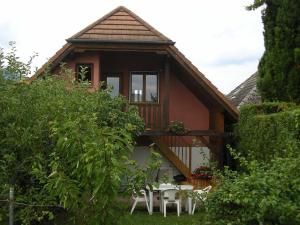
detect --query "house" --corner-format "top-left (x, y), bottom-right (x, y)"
top-left (31, 6), bottom-right (238, 185)
top-left (227, 72), bottom-right (261, 108)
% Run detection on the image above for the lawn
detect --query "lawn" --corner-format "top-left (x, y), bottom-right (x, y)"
top-left (53, 210), bottom-right (205, 225)
top-left (121, 208), bottom-right (205, 225)
top-left (52, 201), bottom-right (206, 225)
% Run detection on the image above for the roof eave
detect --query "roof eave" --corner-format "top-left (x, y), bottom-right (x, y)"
top-left (66, 38), bottom-right (175, 45)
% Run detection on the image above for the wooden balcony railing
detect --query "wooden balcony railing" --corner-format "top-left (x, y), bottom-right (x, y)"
top-left (133, 103), bottom-right (164, 130)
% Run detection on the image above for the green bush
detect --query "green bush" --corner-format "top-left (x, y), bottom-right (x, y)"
top-left (205, 154), bottom-right (300, 225)
top-left (0, 44), bottom-right (145, 225)
top-left (235, 102), bottom-right (300, 162)
top-left (204, 102), bottom-right (300, 225)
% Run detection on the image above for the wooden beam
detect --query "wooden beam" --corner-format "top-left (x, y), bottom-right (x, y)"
top-left (141, 130), bottom-right (230, 137)
top-left (209, 110), bottom-right (225, 167)
top-left (73, 43), bottom-right (168, 53)
top-left (163, 56), bottom-right (170, 129)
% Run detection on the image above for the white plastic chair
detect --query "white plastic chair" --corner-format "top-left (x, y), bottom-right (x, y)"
top-left (158, 183), bottom-right (176, 212)
top-left (192, 185), bottom-right (212, 214)
top-left (159, 183), bottom-right (174, 188)
top-left (130, 189), bottom-right (150, 214)
top-left (161, 189), bottom-right (181, 217)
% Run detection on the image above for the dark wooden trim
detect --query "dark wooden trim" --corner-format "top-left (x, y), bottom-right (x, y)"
top-left (67, 39), bottom-right (175, 45)
top-left (129, 71), bottom-right (159, 103)
top-left (71, 44), bottom-right (169, 55)
top-left (163, 57), bottom-right (170, 129)
top-left (141, 130), bottom-right (230, 137)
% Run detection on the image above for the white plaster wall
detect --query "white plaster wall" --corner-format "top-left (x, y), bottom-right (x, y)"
top-left (130, 146), bottom-right (181, 182)
top-left (170, 147), bottom-right (211, 173)
top-left (191, 147), bottom-right (210, 171)
top-left (130, 146), bottom-right (211, 181)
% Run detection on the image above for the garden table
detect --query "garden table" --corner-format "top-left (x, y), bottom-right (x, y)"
top-left (146, 184), bottom-right (194, 215)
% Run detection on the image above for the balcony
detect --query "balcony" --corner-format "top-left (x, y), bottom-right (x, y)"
top-left (132, 103), bottom-right (165, 131)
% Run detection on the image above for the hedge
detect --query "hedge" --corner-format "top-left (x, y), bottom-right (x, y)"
top-left (204, 102), bottom-right (300, 225)
top-left (234, 102), bottom-right (300, 162)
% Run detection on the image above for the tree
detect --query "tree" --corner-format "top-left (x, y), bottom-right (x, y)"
top-left (0, 43), bottom-right (151, 225)
top-left (248, 0), bottom-right (300, 102)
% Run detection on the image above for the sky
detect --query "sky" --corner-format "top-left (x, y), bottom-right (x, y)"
top-left (0, 0), bottom-right (264, 94)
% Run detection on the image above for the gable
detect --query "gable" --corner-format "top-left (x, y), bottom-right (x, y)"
top-left (67, 6), bottom-right (174, 44)
top-left (30, 6), bottom-right (238, 122)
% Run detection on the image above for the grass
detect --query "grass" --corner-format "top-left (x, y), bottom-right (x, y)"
top-left (120, 208), bottom-right (206, 225)
top-left (52, 202), bottom-right (206, 225)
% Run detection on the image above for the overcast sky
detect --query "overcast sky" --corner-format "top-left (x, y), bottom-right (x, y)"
top-left (0, 0), bottom-right (264, 94)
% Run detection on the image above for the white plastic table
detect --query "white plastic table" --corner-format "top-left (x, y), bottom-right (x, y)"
top-left (147, 184), bottom-right (194, 215)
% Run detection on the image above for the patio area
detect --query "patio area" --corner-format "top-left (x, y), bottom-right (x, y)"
top-left (128, 183), bottom-right (212, 219)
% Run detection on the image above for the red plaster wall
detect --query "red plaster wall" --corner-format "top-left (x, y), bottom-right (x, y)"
top-left (66, 53), bottom-right (100, 89)
top-left (169, 74), bottom-right (209, 130)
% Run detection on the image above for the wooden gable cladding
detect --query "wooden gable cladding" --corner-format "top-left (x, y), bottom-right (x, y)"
top-left (68, 6), bottom-right (173, 44)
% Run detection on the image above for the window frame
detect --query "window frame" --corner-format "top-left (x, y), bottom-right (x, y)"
top-left (75, 63), bottom-right (94, 84)
top-left (103, 73), bottom-right (123, 97)
top-left (129, 71), bottom-right (159, 104)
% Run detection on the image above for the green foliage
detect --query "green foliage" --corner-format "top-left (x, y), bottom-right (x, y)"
top-left (205, 152), bottom-right (300, 225)
top-left (168, 121), bottom-right (186, 135)
top-left (0, 41), bottom-right (37, 80)
top-left (204, 102), bottom-right (300, 225)
top-left (0, 44), bottom-right (146, 224)
top-left (246, 0), bottom-right (265, 10)
top-left (125, 149), bottom-right (162, 193)
top-left (234, 102), bottom-right (300, 162)
top-left (248, 0), bottom-right (300, 103)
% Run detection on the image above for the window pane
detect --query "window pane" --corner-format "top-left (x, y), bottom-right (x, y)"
top-left (107, 76), bottom-right (120, 97)
top-left (76, 64), bottom-right (92, 82)
top-left (131, 74), bottom-right (143, 102)
top-left (146, 74), bottom-right (158, 102)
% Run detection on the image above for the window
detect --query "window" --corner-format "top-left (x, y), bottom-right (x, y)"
top-left (76, 64), bottom-right (93, 82)
top-left (106, 74), bottom-right (121, 97)
top-left (130, 73), bottom-right (158, 103)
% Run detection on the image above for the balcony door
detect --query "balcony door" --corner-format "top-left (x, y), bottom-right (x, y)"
top-left (105, 74), bottom-right (122, 97)
top-left (130, 72), bottom-right (158, 103)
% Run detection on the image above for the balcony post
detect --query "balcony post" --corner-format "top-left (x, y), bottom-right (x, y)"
top-left (163, 56), bottom-right (170, 130)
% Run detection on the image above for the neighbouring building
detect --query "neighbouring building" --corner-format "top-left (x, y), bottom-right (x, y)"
top-left (227, 72), bottom-right (261, 109)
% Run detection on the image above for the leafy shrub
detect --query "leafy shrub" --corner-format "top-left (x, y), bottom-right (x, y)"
top-left (235, 102), bottom-right (300, 162)
top-left (204, 102), bottom-right (300, 225)
top-left (205, 153), bottom-right (300, 225)
top-left (168, 121), bottom-right (186, 135)
top-left (0, 44), bottom-right (145, 225)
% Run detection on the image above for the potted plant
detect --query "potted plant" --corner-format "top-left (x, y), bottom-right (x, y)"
top-left (168, 121), bottom-right (186, 135)
top-left (191, 166), bottom-right (213, 180)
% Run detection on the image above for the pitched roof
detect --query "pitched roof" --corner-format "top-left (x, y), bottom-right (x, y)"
top-left (168, 45), bottom-right (238, 120)
top-left (227, 72), bottom-right (261, 108)
top-left (30, 6), bottom-right (238, 121)
top-left (67, 6), bottom-right (174, 44)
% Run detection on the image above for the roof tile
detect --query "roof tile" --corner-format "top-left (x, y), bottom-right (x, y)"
top-left (68, 6), bottom-right (172, 43)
